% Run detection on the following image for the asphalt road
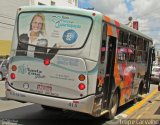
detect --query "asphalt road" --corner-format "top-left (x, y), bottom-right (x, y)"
top-left (0, 81), bottom-right (158, 125)
top-left (0, 102), bottom-right (137, 125)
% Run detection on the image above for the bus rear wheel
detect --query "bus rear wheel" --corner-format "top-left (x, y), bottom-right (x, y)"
top-left (41, 105), bottom-right (63, 112)
top-left (106, 91), bottom-right (119, 119)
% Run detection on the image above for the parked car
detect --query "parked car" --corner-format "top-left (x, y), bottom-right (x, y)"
top-left (0, 59), bottom-right (8, 81)
top-left (151, 66), bottom-right (160, 84)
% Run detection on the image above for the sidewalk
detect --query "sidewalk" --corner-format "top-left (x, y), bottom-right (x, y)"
top-left (105, 89), bottom-right (160, 125)
top-left (0, 81), bottom-right (32, 112)
top-left (128, 90), bottom-right (160, 119)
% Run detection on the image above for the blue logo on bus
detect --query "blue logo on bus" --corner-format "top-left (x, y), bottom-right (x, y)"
top-left (18, 64), bottom-right (28, 74)
top-left (63, 29), bottom-right (78, 44)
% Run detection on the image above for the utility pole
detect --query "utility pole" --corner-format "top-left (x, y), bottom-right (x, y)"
top-left (126, 16), bottom-right (139, 30)
top-left (126, 16), bottom-right (133, 27)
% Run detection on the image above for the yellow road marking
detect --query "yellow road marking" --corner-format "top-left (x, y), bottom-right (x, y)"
top-left (124, 89), bottom-right (158, 116)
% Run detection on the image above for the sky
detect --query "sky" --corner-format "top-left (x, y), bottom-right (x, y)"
top-left (78, 0), bottom-right (160, 45)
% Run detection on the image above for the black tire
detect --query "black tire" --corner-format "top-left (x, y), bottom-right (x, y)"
top-left (41, 105), bottom-right (62, 111)
top-left (106, 91), bottom-right (119, 119)
top-left (136, 84), bottom-right (144, 101)
top-left (138, 82), bottom-right (144, 95)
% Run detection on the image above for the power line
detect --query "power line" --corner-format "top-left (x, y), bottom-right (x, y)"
top-left (140, 29), bottom-right (160, 31)
top-left (138, 17), bottom-right (160, 25)
top-left (135, 7), bottom-right (160, 19)
top-left (0, 21), bottom-right (14, 26)
top-left (0, 25), bottom-right (13, 30)
top-left (0, 13), bottom-right (15, 19)
top-left (0, 15), bottom-right (15, 20)
top-left (149, 34), bottom-right (160, 36)
top-left (139, 27), bottom-right (160, 30)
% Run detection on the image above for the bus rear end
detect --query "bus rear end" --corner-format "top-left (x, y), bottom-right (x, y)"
top-left (6, 6), bottom-right (100, 115)
top-left (7, 55), bottom-right (94, 113)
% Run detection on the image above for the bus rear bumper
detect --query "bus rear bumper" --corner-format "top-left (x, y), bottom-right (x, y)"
top-left (5, 84), bottom-right (95, 115)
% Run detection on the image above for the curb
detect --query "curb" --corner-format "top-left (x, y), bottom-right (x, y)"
top-left (123, 89), bottom-right (158, 117)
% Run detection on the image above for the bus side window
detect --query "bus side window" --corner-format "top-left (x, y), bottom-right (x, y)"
top-left (144, 40), bottom-right (149, 61)
top-left (129, 53), bottom-right (135, 62)
top-left (129, 34), bottom-right (135, 49)
top-left (118, 51), bottom-right (128, 61)
top-left (137, 38), bottom-right (144, 50)
top-left (118, 30), bottom-right (130, 61)
top-left (136, 38), bottom-right (149, 63)
top-left (123, 32), bottom-right (128, 47)
top-left (101, 23), bottom-right (107, 63)
top-left (144, 40), bottom-right (149, 51)
top-left (118, 30), bottom-right (123, 46)
top-left (128, 34), bottom-right (136, 62)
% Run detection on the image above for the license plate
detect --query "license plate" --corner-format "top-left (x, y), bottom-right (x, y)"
top-left (37, 84), bottom-right (52, 94)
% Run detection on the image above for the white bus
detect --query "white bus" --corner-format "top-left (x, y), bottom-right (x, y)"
top-left (6, 6), bottom-right (155, 119)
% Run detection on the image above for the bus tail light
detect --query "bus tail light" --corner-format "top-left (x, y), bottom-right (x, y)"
top-left (12, 65), bottom-right (17, 71)
top-left (44, 58), bottom-right (50, 65)
top-left (78, 83), bottom-right (85, 90)
top-left (10, 73), bottom-right (16, 79)
top-left (92, 13), bottom-right (96, 16)
top-left (78, 74), bottom-right (85, 81)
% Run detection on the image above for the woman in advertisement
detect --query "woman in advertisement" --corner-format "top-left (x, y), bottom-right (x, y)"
top-left (16, 13), bottom-right (48, 59)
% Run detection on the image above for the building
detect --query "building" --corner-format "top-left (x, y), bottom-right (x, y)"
top-left (0, 0), bottom-right (29, 57)
top-left (30, 0), bottom-right (78, 7)
top-left (0, 0), bottom-right (78, 58)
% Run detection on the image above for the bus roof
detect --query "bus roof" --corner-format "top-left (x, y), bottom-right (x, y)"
top-left (103, 15), bottom-right (152, 42)
top-left (17, 5), bottom-right (102, 17)
top-left (17, 6), bottom-right (152, 42)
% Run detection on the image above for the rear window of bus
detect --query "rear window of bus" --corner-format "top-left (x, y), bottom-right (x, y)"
top-left (18, 12), bottom-right (92, 49)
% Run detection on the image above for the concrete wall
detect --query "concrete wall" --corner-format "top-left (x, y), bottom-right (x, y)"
top-left (53, 0), bottom-right (78, 7)
top-left (0, 0), bottom-right (78, 41)
top-left (0, 0), bottom-right (29, 41)
top-left (33, 0), bottom-right (52, 5)
top-left (0, 0), bottom-right (78, 56)
top-left (30, 0), bottom-right (78, 6)
top-left (0, 0), bottom-right (29, 56)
